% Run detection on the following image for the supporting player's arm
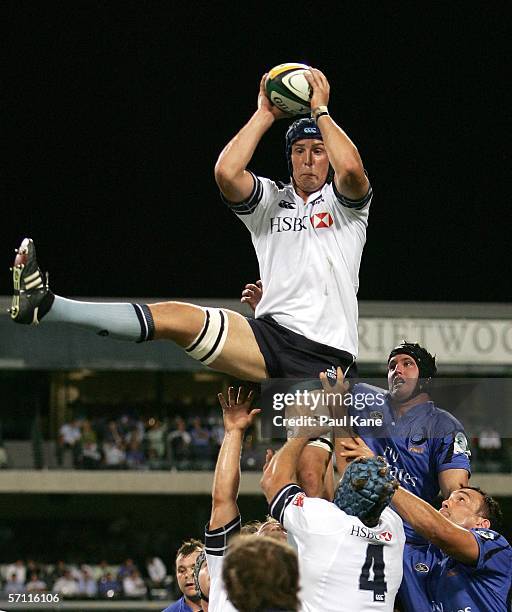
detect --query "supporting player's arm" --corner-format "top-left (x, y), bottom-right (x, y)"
top-left (319, 367), bottom-right (366, 477)
top-left (210, 387), bottom-right (260, 530)
top-left (392, 487), bottom-right (480, 565)
top-left (439, 469), bottom-right (469, 499)
top-left (214, 75), bottom-right (288, 202)
top-left (260, 437), bottom-right (309, 503)
top-left (261, 406), bottom-right (332, 502)
top-left (305, 68), bottom-right (369, 201)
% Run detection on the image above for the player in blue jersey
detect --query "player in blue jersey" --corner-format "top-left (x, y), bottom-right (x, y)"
top-left (391, 484), bottom-right (511, 611)
top-left (319, 342), bottom-right (472, 610)
top-left (337, 342), bottom-right (471, 537)
top-left (163, 540), bottom-right (203, 612)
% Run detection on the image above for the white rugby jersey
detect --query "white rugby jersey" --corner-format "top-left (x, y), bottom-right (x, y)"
top-left (227, 175), bottom-right (372, 357)
top-left (270, 484), bottom-right (405, 612)
top-left (204, 515), bottom-right (239, 612)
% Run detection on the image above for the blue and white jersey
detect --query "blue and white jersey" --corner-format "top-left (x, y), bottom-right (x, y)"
top-left (405, 528), bottom-right (512, 611)
top-left (350, 384), bottom-right (471, 544)
top-left (224, 174), bottom-right (372, 357)
top-left (204, 515), bottom-right (240, 612)
top-left (270, 483), bottom-right (405, 612)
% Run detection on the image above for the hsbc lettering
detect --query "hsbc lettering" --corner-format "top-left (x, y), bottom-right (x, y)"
top-left (350, 525), bottom-right (392, 542)
top-left (270, 216), bottom-right (309, 234)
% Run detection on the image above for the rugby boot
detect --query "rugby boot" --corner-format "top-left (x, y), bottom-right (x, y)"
top-left (9, 238), bottom-right (54, 324)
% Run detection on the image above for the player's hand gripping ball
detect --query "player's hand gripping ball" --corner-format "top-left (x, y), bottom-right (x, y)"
top-left (265, 63), bottom-right (312, 116)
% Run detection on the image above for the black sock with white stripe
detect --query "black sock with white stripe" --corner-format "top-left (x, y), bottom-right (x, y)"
top-left (132, 304), bottom-right (155, 342)
top-left (45, 296), bottom-right (155, 342)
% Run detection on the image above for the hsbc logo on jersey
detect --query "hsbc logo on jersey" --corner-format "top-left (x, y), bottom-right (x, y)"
top-left (311, 212), bottom-right (333, 228)
top-left (269, 212), bottom-right (333, 234)
top-left (350, 524), bottom-right (393, 542)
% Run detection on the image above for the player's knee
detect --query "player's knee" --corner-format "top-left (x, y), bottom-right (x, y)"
top-left (150, 301), bottom-right (208, 345)
top-left (184, 307), bottom-right (229, 365)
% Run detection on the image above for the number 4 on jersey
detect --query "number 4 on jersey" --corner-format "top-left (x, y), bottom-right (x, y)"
top-left (359, 544), bottom-right (387, 603)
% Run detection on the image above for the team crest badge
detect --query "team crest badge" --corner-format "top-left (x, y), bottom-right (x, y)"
top-left (454, 432), bottom-right (470, 457)
top-left (278, 199), bottom-right (295, 209)
top-left (293, 492), bottom-right (305, 507)
top-left (414, 563), bottom-right (430, 573)
top-left (370, 411), bottom-right (383, 421)
top-left (311, 212), bottom-right (333, 228)
top-left (475, 529), bottom-right (495, 540)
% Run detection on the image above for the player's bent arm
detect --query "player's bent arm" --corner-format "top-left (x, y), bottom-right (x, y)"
top-left (261, 438), bottom-right (309, 503)
top-left (210, 429), bottom-right (244, 530)
top-left (214, 110), bottom-right (274, 203)
top-left (438, 468), bottom-right (469, 500)
top-left (316, 116), bottom-right (369, 201)
top-left (392, 487), bottom-right (480, 565)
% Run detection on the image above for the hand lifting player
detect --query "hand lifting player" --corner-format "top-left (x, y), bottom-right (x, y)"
top-left (10, 66), bottom-right (371, 499)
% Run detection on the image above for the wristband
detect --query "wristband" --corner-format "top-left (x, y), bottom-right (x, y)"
top-left (312, 105), bottom-right (329, 122)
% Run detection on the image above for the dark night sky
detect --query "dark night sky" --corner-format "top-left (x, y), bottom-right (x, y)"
top-left (4, 2), bottom-right (511, 302)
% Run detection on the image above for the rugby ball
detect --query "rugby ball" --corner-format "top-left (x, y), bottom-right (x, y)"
top-left (265, 63), bottom-right (311, 116)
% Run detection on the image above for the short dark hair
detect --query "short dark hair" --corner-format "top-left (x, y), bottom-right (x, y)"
top-left (175, 538), bottom-right (203, 564)
top-left (223, 535), bottom-right (300, 612)
top-left (463, 486), bottom-right (502, 529)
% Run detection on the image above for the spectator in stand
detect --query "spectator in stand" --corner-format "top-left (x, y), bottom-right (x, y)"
top-left (145, 418), bottom-right (168, 461)
top-left (98, 571), bottom-right (121, 599)
top-left (189, 416), bottom-right (213, 469)
top-left (26, 572), bottom-right (47, 593)
top-left (80, 419), bottom-right (102, 469)
top-left (26, 559), bottom-right (42, 579)
top-left (78, 566), bottom-right (97, 598)
top-left (168, 417), bottom-right (193, 470)
top-left (117, 414), bottom-right (134, 443)
top-left (209, 416), bottom-right (225, 454)
top-left (125, 434), bottom-right (146, 469)
top-left (4, 572), bottom-right (26, 595)
top-left (163, 539), bottom-right (203, 612)
top-left (56, 418), bottom-right (82, 467)
top-left (478, 427), bottom-right (503, 469)
top-left (146, 555), bottom-right (167, 587)
top-left (241, 432), bottom-right (266, 471)
top-left (48, 559), bottom-right (67, 585)
top-left (118, 558), bottom-right (137, 580)
top-left (91, 560), bottom-right (111, 582)
top-left (82, 439), bottom-right (102, 469)
top-left (53, 569), bottom-right (79, 598)
top-left (123, 568), bottom-right (148, 599)
top-left (106, 419), bottom-right (122, 442)
top-left (102, 440), bottom-right (126, 469)
top-left (6, 559), bottom-right (26, 585)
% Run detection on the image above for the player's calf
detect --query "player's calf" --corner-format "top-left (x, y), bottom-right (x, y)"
top-left (297, 443), bottom-right (333, 500)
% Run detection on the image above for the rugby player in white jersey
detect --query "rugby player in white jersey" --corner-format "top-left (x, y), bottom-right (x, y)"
top-left (10, 67), bottom-right (370, 495)
top-left (261, 433), bottom-right (405, 612)
top-left (199, 386), bottom-right (291, 611)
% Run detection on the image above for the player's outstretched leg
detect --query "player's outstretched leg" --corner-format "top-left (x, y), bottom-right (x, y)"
top-left (10, 238), bottom-right (268, 381)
